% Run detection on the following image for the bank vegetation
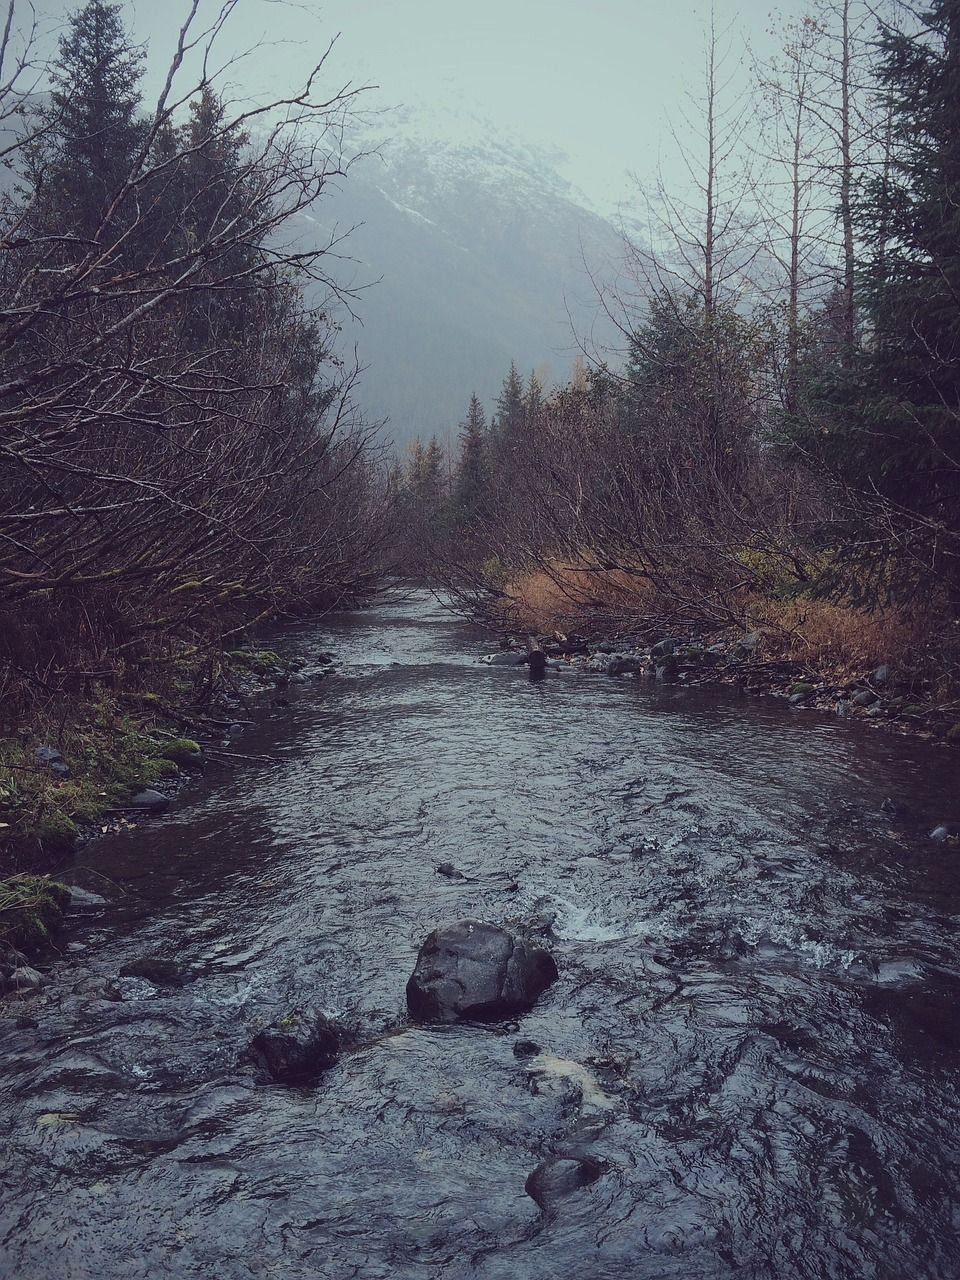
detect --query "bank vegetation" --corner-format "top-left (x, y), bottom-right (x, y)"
top-left (396, 0), bottom-right (960, 735)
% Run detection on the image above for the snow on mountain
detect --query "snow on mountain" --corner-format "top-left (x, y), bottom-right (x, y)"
top-left (309, 106), bottom-right (625, 447)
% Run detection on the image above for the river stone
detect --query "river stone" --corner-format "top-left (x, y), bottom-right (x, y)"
top-left (481, 651), bottom-right (526, 667)
top-left (406, 920), bottom-right (558, 1023)
top-left (650, 638), bottom-right (677, 660)
top-left (120, 957), bottom-right (192, 987)
top-left (525, 1156), bottom-right (606, 1210)
top-left (930, 822), bottom-right (960, 844)
top-left (852, 689), bottom-right (879, 707)
top-left (129, 789), bottom-right (169, 811)
top-left (607, 655), bottom-right (643, 676)
top-left (34, 744), bottom-right (70, 778)
top-left (3, 965), bottom-right (44, 993)
top-left (67, 886), bottom-right (108, 911)
top-left (248, 1009), bottom-right (341, 1083)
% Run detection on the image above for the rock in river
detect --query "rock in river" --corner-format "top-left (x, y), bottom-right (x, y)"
top-left (525, 1156), bottom-right (606, 1210)
top-left (481, 651), bottom-right (527, 667)
top-left (248, 1009), bottom-right (341, 1083)
top-left (406, 920), bottom-right (558, 1023)
top-left (129, 789), bottom-right (170, 812)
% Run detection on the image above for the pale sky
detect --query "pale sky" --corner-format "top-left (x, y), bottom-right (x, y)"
top-left (36, 0), bottom-right (803, 214)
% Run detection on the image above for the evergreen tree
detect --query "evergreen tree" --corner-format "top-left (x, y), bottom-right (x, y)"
top-left (453, 393), bottom-right (489, 525)
top-left (525, 371), bottom-right (544, 426)
top-left (37, 1), bottom-right (145, 237)
top-left (493, 362), bottom-right (526, 446)
top-left (824, 1), bottom-right (960, 601)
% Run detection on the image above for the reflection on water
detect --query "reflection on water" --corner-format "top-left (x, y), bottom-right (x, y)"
top-left (2, 589), bottom-right (960, 1279)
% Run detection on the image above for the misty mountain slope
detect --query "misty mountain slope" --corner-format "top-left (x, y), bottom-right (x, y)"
top-left (314, 119), bottom-right (625, 445)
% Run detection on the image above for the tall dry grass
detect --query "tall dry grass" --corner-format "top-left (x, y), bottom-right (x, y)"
top-left (503, 559), bottom-right (945, 686)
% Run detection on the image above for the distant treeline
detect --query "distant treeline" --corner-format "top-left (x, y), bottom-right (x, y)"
top-left (0, 1), bottom-right (389, 724)
top-left (395, 0), bottom-right (960, 696)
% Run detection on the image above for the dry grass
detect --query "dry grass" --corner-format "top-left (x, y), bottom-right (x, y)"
top-left (501, 556), bottom-right (945, 691)
top-left (752, 597), bottom-right (931, 673)
top-left (502, 561), bottom-right (654, 633)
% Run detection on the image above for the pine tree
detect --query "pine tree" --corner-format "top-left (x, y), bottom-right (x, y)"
top-left (37, 0), bottom-right (145, 237)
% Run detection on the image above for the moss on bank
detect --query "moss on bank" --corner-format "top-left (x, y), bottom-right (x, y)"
top-left (0, 643), bottom-right (298, 937)
top-left (0, 874), bottom-right (69, 951)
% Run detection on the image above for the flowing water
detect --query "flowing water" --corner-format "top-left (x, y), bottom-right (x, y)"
top-left (2, 590), bottom-right (960, 1280)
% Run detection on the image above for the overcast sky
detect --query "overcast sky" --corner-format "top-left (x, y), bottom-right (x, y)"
top-left (35, 0), bottom-right (806, 214)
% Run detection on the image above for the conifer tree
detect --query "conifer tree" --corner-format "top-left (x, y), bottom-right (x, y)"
top-left (824, 0), bottom-right (960, 600)
top-left (37, 0), bottom-right (145, 237)
top-left (493, 362), bottom-right (526, 446)
top-left (453, 393), bottom-right (489, 525)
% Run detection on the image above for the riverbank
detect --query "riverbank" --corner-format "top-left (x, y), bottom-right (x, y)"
top-left (487, 566), bottom-right (960, 750)
top-left (0, 641), bottom-right (321, 958)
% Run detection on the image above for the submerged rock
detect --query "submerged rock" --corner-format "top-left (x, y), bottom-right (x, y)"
top-left (248, 1009), bottom-right (341, 1083)
top-left (119, 957), bottom-right (192, 987)
top-left (406, 920), bottom-right (558, 1023)
top-left (525, 1156), bottom-right (606, 1210)
top-left (513, 1039), bottom-right (542, 1058)
top-left (66, 886), bottom-right (108, 911)
top-left (655, 657), bottom-right (679, 683)
top-left (930, 822), bottom-right (960, 844)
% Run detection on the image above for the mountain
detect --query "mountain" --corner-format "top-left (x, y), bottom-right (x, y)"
top-left (312, 109), bottom-right (625, 448)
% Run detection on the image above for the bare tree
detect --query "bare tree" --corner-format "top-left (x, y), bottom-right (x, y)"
top-left (0, 1), bottom-right (391, 716)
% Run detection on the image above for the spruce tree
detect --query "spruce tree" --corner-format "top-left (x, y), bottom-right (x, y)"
top-left (524, 371), bottom-right (544, 427)
top-left (453, 393), bottom-right (489, 525)
top-left (39, 0), bottom-right (145, 237)
top-left (833, 1), bottom-right (960, 600)
top-left (493, 362), bottom-right (526, 446)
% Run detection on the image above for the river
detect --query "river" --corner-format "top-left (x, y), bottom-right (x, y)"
top-left (2, 589), bottom-right (960, 1279)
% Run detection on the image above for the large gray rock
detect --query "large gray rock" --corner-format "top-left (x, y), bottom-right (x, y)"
top-left (406, 920), bottom-right (558, 1023)
top-left (248, 1009), bottom-right (341, 1083)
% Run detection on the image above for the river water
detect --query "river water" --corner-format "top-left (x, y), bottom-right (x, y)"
top-left (2, 590), bottom-right (960, 1279)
